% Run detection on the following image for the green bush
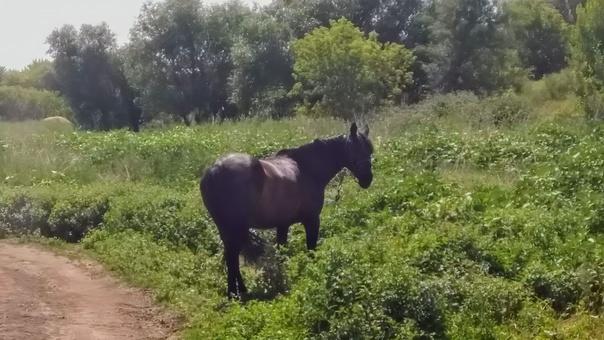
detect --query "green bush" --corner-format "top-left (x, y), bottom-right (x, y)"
top-left (0, 85), bottom-right (72, 121)
top-left (410, 91), bottom-right (528, 129)
top-left (47, 188), bottom-right (111, 242)
top-left (543, 69), bottom-right (577, 100)
top-left (573, 0), bottom-right (604, 120)
top-left (525, 267), bottom-right (582, 313)
top-left (103, 188), bottom-right (221, 254)
top-left (292, 18), bottom-right (414, 119)
top-left (0, 189), bottom-right (53, 237)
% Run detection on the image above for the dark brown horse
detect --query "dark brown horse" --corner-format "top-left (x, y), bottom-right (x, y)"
top-left (200, 123), bottom-right (373, 297)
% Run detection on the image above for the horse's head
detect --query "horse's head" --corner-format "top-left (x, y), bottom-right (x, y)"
top-left (344, 123), bottom-right (373, 189)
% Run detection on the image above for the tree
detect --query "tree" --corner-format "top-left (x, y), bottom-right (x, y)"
top-left (270, 0), bottom-right (430, 102)
top-left (1, 60), bottom-right (56, 90)
top-left (0, 85), bottom-right (72, 121)
top-left (203, 2), bottom-right (252, 120)
top-left (573, 0), bottom-right (604, 120)
top-left (126, 0), bottom-right (206, 124)
top-left (291, 19), bottom-right (414, 120)
top-left (127, 0), bottom-right (251, 123)
top-left (506, 0), bottom-right (570, 79)
top-left (270, 0), bottom-right (425, 46)
top-left (228, 13), bottom-right (294, 118)
top-left (425, 0), bottom-right (522, 93)
top-left (47, 24), bottom-right (141, 130)
top-left (548, 0), bottom-right (584, 22)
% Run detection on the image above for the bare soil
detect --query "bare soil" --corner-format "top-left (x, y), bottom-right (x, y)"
top-left (0, 241), bottom-right (180, 340)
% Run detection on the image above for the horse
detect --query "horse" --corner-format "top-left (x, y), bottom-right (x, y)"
top-left (200, 123), bottom-right (374, 297)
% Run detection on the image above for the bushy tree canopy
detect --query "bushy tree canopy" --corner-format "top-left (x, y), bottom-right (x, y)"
top-left (573, 0), bottom-right (604, 120)
top-left (0, 86), bottom-right (72, 121)
top-left (292, 19), bottom-right (414, 120)
top-left (1, 60), bottom-right (56, 90)
top-left (27, 0), bottom-right (604, 126)
top-left (548, 0), bottom-right (583, 22)
top-left (47, 24), bottom-right (140, 130)
top-left (507, 0), bottom-right (570, 79)
top-left (126, 0), bottom-right (253, 123)
top-left (270, 0), bottom-right (426, 46)
top-left (228, 13), bottom-right (294, 118)
top-left (425, 0), bottom-right (522, 94)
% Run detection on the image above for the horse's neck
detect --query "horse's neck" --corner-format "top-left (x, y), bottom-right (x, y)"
top-left (286, 137), bottom-right (346, 188)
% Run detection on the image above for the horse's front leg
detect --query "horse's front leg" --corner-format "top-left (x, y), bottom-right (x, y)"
top-left (303, 216), bottom-right (320, 250)
top-left (276, 225), bottom-right (290, 246)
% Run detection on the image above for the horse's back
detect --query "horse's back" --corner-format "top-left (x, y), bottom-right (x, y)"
top-left (253, 157), bottom-right (304, 228)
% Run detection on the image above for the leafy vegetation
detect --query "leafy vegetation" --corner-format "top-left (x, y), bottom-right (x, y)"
top-left (47, 23), bottom-right (141, 131)
top-left (292, 19), bottom-right (414, 119)
top-left (506, 0), bottom-right (570, 79)
top-left (0, 85), bottom-right (72, 121)
top-left (1, 88), bottom-right (603, 338)
top-left (573, 0), bottom-right (604, 120)
top-left (6, 0), bottom-right (603, 127)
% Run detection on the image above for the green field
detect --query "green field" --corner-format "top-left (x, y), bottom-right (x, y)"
top-left (1, 92), bottom-right (603, 339)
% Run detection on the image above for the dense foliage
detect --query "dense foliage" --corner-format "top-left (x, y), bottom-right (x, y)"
top-left (227, 11), bottom-right (294, 119)
top-left (1, 89), bottom-right (603, 338)
top-left (424, 0), bottom-right (523, 93)
top-left (292, 19), bottom-right (414, 120)
top-left (0, 86), bottom-right (72, 121)
top-left (1, 60), bottom-right (55, 90)
top-left (573, 0), bottom-right (604, 120)
top-left (4, 0), bottom-right (604, 126)
top-left (506, 0), bottom-right (570, 79)
top-left (47, 24), bottom-right (140, 130)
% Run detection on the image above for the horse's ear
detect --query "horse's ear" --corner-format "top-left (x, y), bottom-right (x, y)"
top-left (350, 122), bottom-right (358, 137)
top-left (362, 125), bottom-right (369, 137)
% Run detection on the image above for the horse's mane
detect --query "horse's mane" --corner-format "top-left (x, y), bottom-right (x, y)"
top-left (276, 135), bottom-right (346, 178)
top-left (277, 135), bottom-right (345, 159)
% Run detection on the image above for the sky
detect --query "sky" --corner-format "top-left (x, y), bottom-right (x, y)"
top-left (0, 0), bottom-right (271, 70)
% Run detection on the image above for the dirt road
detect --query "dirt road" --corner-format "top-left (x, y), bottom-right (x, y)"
top-left (0, 241), bottom-right (179, 340)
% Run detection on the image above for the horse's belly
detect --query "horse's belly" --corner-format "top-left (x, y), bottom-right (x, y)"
top-left (252, 183), bottom-right (302, 228)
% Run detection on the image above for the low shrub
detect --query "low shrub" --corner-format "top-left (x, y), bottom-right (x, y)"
top-left (0, 85), bottom-right (72, 121)
top-left (47, 187), bottom-right (111, 242)
top-left (525, 267), bottom-right (582, 313)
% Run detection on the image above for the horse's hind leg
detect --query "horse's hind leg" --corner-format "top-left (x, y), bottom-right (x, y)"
top-left (237, 270), bottom-right (247, 294)
top-left (276, 225), bottom-right (290, 246)
top-left (225, 243), bottom-right (243, 298)
top-left (224, 230), bottom-right (248, 298)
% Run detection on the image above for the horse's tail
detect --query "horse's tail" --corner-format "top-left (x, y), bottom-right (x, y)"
top-left (200, 165), bottom-right (219, 219)
top-left (241, 229), bottom-right (268, 263)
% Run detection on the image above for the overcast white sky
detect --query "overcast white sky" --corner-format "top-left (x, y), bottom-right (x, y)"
top-left (0, 0), bottom-right (271, 70)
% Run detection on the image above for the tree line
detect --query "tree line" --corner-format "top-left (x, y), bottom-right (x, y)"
top-left (2, 0), bottom-right (603, 129)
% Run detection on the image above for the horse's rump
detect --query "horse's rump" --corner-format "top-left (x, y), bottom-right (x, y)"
top-left (200, 154), bottom-right (264, 230)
